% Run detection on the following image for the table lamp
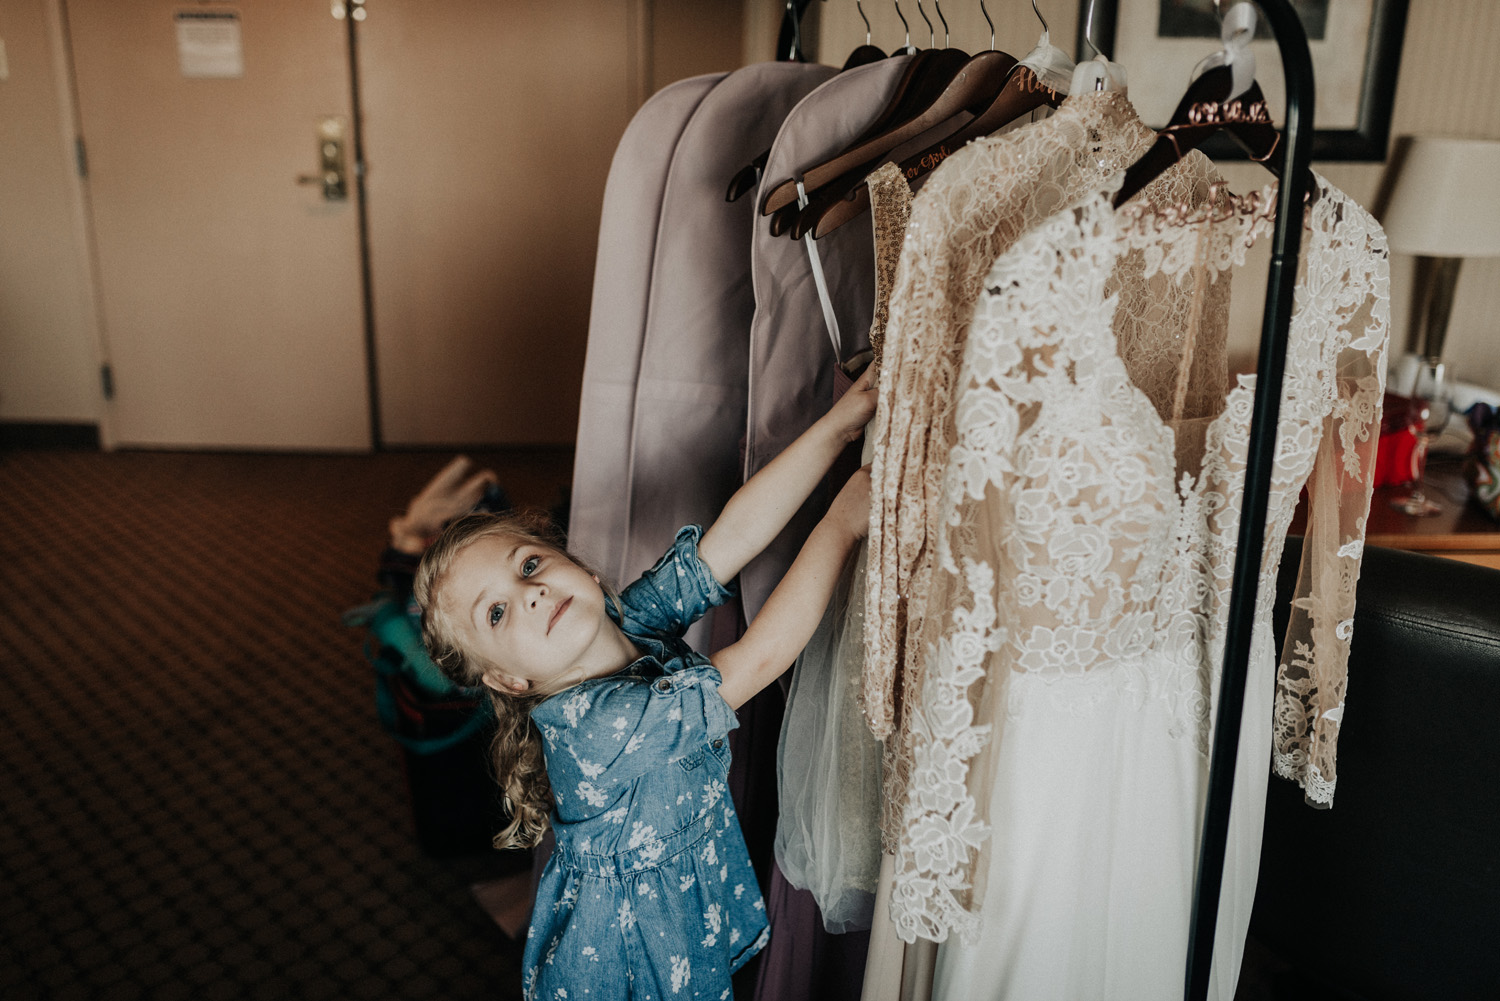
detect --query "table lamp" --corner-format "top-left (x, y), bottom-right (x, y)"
top-left (1378, 137), bottom-right (1500, 515)
top-left (1380, 136), bottom-right (1500, 368)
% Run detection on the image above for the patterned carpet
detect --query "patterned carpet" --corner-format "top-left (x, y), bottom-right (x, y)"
top-left (0, 446), bottom-right (573, 1001)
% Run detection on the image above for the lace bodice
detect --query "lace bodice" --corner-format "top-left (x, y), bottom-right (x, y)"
top-left (861, 91), bottom-right (1226, 849)
top-left (882, 172), bottom-right (1388, 944)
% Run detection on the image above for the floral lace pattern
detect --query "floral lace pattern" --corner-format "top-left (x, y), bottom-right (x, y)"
top-left (861, 90), bottom-right (1225, 851)
top-left (881, 173), bottom-right (1388, 945)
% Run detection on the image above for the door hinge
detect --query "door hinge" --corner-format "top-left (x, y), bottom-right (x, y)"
top-left (100, 364), bottom-right (114, 400)
top-left (75, 137), bottom-right (89, 179)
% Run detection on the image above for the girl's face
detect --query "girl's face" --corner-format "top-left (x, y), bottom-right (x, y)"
top-left (440, 534), bottom-right (631, 695)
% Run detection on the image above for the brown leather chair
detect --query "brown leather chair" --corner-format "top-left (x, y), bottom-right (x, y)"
top-left (1251, 541), bottom-right (1500, 1000)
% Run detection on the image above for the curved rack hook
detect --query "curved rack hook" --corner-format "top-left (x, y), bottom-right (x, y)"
top-left (784, 0), bottom-right (801, 61)
top-left (1081, 0), bottom-right (1108, 59)
top-left (1032, 0), bottom-right (1049, 35)
top-left (893, 0), bottom-right (911, 50)
top-left (857, 0), bottom-right (872, 45)
top-left (916, 0), bottom-right (935, 48)
top-left (979, 0), bottom-right (994, 50)
top-left (935, 0), bottom-right (950, 47)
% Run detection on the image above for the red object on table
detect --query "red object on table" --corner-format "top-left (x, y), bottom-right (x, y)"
top-left (1374, 392), bottom-right (1426, 488)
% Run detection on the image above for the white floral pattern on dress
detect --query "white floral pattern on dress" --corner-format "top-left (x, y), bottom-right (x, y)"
top-left (878, 172), bottom-right (1387, 947)
top-left (669, 955), bottom-right (691, 994)
top-left (862, 90), bottom-right (1227, 854)
top-left (518, 498), bottom-right (797, 994)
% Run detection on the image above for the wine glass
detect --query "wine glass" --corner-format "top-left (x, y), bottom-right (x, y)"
top-left (1391, 359), bottom-right (1450, 517)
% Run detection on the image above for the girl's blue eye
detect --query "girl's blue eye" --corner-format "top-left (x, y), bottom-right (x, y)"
top-left (522, 555), bottom-right (540, 577)
top-left (488, 603), bottom-right (505, 626)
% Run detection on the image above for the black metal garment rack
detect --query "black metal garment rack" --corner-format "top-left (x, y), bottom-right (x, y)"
top-left (1183, 2), bottom-right (1315, 1000)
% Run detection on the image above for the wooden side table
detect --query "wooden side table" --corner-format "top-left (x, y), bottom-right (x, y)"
top-left (1289, 456), bottom-right (1500, 570)
top-left (1363, 457), bottom-right (1500, 570)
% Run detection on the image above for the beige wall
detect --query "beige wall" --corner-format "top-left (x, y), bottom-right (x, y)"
top-left (0, 0), bottom-right (105, 428)
top-left (650, 0), bottom-right (747, 90)
top-left (1, 0), bottom-right (748, 446)
top-left (1223, 0), bottom-right (1500, 388)
top-left (741, 0), bottom-right (786, 65)
top-left (814, 0), bottom-right (1500, 390)
top-left (9, 3), bottom-right (1499, 442)
top-left (1335, 0), bottom-right (1500, 389)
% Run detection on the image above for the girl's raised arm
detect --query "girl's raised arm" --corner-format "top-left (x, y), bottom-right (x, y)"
top-left (711, 465), bottom-right (870, 709)
top-left (697, 366), bottom-right (875, 585)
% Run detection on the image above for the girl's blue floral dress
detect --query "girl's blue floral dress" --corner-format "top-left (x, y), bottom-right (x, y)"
top-left (522, 525), bottom-right (769, 1001)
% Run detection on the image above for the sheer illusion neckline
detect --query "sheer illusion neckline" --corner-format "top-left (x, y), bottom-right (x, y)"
top-left (1091, 171), bottom-right (1287, 489)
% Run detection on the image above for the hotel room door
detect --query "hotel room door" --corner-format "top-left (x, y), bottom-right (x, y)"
top-left (66, 0), bottom-right (372, 449)
top-left (66, 1), bottom-right (694, 449)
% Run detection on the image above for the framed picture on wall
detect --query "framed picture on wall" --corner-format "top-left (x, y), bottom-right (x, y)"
top-left (1077, 0), bottom-right (1410, 159)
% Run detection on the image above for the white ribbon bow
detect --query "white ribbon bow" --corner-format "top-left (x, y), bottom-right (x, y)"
top-left (1191, 2), bottom-right (1258, 101)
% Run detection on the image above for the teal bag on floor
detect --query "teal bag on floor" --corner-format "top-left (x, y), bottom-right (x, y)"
top-left (345, 594), bottom-right (494, 755)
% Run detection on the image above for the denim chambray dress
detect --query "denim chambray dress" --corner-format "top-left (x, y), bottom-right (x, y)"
top-left (522, 525), bottom-right (769, 1001)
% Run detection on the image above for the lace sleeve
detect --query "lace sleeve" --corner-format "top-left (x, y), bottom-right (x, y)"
top-left (1272, 205), bottom-right (1389, 807)
top-left (862, 93), bottom-right (1190, 742)
top-left (863, 111), bottom-right (1117, 740)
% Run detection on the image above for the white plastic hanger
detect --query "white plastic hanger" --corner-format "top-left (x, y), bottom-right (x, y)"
top-left (1070, 0), bottom-right (1127, 93)
top-left (1189, 2), bottom-right (1258, 102)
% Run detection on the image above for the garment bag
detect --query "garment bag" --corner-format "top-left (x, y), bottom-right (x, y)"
top-left (547, 72), bottom-right (729, 899)
top-left (616, 60), bottom-right (838, 902)
top-left (740, 54), bottom-right (921, 1001)
top-left (739, 55), bottom-right (916, 624)
top-left (620, 61), bottom-right (835, 654)
top-left (568, 74), bottom-right (726, 582)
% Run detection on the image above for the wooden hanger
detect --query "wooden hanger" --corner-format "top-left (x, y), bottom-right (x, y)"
top-left (843, 0), bottom-right (886, 69)
top-left (760, 45), bottom-right (978, 231)
top-left (1111, 64), bottom-right (1281, 208)
top-left (729, 47), bottom-right (937, 206)
top-left (787, 0), bottom-right (1068, 238)
top-left (802, 59), bottom-right (1061, 238)
top-left (764, 49), bottom-right (978, 234)
top-left (726, 150), bottom-right (773, 203)
top-left (725, 1), bottom-right (890, 205)
top-left (768, 47), bottom-right (1020, 237)
top-left (843, 44), bottom-right (888, 70)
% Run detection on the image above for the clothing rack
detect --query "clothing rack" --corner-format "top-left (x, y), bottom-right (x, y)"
top-left (1182, 3), bottom-right (1314, 1000)
top-left (774, 4), bottom-right (1315, 992)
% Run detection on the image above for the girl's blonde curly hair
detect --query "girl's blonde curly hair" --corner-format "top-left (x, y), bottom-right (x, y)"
top-left (414, 510), bottom-right (615, 851)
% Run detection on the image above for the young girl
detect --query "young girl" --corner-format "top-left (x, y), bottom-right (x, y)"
top-left (414, 368), bottom-right (876, 1001)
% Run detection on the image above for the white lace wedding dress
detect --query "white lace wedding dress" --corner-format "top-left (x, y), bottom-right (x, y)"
top-left (885, 170), bottom-right (1389, 1001)
top-left (860, 90), bottom-right (1225, 1001)
top-left (862, 90), bottom-right (1227, 840)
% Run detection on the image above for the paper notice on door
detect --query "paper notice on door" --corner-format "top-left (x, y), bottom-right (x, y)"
top-left (175, 11), bottom-right (244, 79)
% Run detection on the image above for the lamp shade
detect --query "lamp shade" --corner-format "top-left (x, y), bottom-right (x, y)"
top-left (1380, 137), bottom-right (1500, 258)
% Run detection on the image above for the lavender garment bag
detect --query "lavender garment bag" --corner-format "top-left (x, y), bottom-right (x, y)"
top-left (741, 55), bottom-right (918, 1001)
top-left (621, 60), bottom-right (835, 654)
top-left (547, 71), bottom-right (725, 905)
top-left (740, 56), bottom-right (912, 624)
top-left (567, 73), bottom-right (725, 583)
top-left (615, 62), bottom-right (837, 910)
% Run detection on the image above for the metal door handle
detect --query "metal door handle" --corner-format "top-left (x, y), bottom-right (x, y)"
top-left (297, 117), bottom-right (348, 200)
